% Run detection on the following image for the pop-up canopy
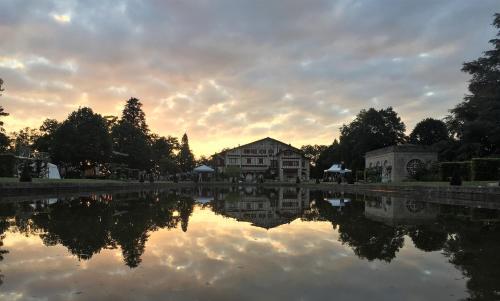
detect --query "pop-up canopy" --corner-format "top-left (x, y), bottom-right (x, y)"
top-left (324, 164), bottom-right (352, 174)
top-left (193, 165), bottom-right (215, 173)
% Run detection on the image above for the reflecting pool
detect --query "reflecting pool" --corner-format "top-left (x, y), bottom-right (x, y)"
top-left (0, 187), bottom-right (499, 300)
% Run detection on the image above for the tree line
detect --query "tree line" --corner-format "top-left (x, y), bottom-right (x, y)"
top-left (302, 13), bottom-right (500, 178)
top-left (0, 93), bottom-right (196, 176)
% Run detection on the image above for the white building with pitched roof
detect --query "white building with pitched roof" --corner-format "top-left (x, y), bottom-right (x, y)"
top-left (214, 137), bottom-right (310, 182)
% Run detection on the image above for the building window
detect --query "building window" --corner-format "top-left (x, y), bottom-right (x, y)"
top-left (246, 158), bottom-right (252, 164)
top-left (259, 149), bottom-right (266, 154)
top-left (268, 149), bottom-right (274, 154)
top-left (283, 161), bottom-right (299, 166)
top-left (243, 149), bottom-right (251, 154)
top-left (259, 158), bottom-right (264, 164)
top-left (406, 159), bottom-right (424, 176)
top-left (271, 160), bottom-right (277, 167)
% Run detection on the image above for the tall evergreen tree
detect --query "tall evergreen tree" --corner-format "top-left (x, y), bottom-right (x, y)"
top-left (447, 13), bottom-right (500, 158)
top-left (177, 133), bottom-right (195, 172)
top-left (122, 98), bottom-right (149, 134)
top-left (112, 121), bottom-right (152, 170)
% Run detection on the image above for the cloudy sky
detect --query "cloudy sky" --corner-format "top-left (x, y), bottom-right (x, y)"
top-left (0, 0), bottom-right (498, 156)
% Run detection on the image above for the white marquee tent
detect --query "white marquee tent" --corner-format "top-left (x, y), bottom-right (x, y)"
top-left (324, 164), bottom-right (352, 174)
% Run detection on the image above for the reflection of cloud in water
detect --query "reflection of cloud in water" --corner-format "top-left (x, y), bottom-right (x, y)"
top-left (0, 207), bottom-right (468, 301)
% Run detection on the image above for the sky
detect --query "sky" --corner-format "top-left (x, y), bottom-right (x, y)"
top-left (0, 0), bottom-right (498, 156)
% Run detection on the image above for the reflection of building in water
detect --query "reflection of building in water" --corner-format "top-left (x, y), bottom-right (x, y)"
top-left (213, 188), bottom-right (311, 229)
top-left (364, 196), bottom-right (440, 226)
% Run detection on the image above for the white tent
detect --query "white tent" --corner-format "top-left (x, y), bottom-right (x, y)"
top-left (47, 163), bottom-right (61, 179)
top-left (324, 164), bottom-right (352, 174)
top-left (193, 165), bottom-right (215, 173)
top-left (325, 198), bottom-right (351, 207)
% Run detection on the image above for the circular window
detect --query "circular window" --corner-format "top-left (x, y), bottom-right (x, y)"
top-left (406, 159), bottom-right (424, 176)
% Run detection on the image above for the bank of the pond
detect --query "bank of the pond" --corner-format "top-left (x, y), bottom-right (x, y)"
top-left (1, 178), bottom-right (499, 201)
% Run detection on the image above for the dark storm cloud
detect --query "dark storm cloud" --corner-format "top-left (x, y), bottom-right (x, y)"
top-left (0, 0), bottom-right (497, 154)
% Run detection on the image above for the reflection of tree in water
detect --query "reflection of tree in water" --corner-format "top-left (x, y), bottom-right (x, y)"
top-left (313, 193), bottom-right (500, 300)
top-left (0, 190), bottom-right (195, 269)
top-left (441, 216), bottom-right (500, 301)
top-left (32, 197), bottom-right (114, 260)
top-left (407, 224), bottom-right (448, 252)
top-left (178, 196), bottom-right (195, 232)
top-left (0, 217), bottom-right (9, 286)
top-left (312, 193), bottom-right (404, 262)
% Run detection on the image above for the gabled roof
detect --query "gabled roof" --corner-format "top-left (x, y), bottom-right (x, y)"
top-left (216, 137), bottom-right (303, 155)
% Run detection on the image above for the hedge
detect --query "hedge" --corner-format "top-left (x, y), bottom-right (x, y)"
top-left (439, 161), bottom-right (471, 181)
top-left (0, 153), bottom-right (16, 177)
top-left (364, 166), bottom-right (382, 183)
top-left (471, 158), bottom-right (500, 181)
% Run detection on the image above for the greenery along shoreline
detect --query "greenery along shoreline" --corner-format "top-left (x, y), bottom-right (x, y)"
top-left (0, 14), bottom-right (499, 181)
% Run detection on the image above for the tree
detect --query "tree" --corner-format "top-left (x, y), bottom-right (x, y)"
top-left (122, 98), bottom-right (148, 134)
top-left (33, 119), bottom-right (60, 153)
top-left (11, 127), bottom-right (38, 157)
top-left (177, 133), bottom-right (195, 172)
top-left (302, 143), bottom-right (333, 179)
top-left (301, 144), bottom-right (328, 164)
top-left (339, 107), bottom-right (406, 170)
top-left (112, 121), bottom-right (152, 170)
top-left (447, 13), bottom-right (500, 158)
top-left (409, 118), bottom-right (449, 145)
top-left (0, 79), bottom-right (9, 152)
top-left (151, 135), bottom-right (179, 163)
top-left (51, 107), bottom-right (112, 169)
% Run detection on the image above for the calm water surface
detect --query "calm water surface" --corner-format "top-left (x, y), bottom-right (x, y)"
top-left (0, 187), bottom-right (499, 301)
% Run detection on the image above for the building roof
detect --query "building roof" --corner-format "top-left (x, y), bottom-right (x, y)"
top-left (365, 144), bottom-right (437, 157)
top-left (216, 137), bottom-right (303, 156)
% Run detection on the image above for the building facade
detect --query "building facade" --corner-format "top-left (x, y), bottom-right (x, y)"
top-left (365, 144), bottom-right (438, 182)
top-left (214, 137), bottom-right (310, 182)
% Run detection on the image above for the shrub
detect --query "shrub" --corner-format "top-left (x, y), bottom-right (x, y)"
top-left (0, 154), bottom-right (16, 177)
top-left (471, 158), bottom-right (500, 181)
top-left (356, 170), bottom-right (364, 181)
top-left (439, 161), bottom-right (471, 181)
top-left (364, 166), bottom-right (382, 183)
top-left (19, 161), bottom-right (32, 182)
top-left (410, 162), bottom-right (440, 181)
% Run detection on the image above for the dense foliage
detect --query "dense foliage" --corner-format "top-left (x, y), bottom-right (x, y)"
top-left (51, 107), bottom-right (112, 169)
top-left (446, 13), bottom-right (500, 158)
top-left (409, 118), bottom-right (449, 145)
